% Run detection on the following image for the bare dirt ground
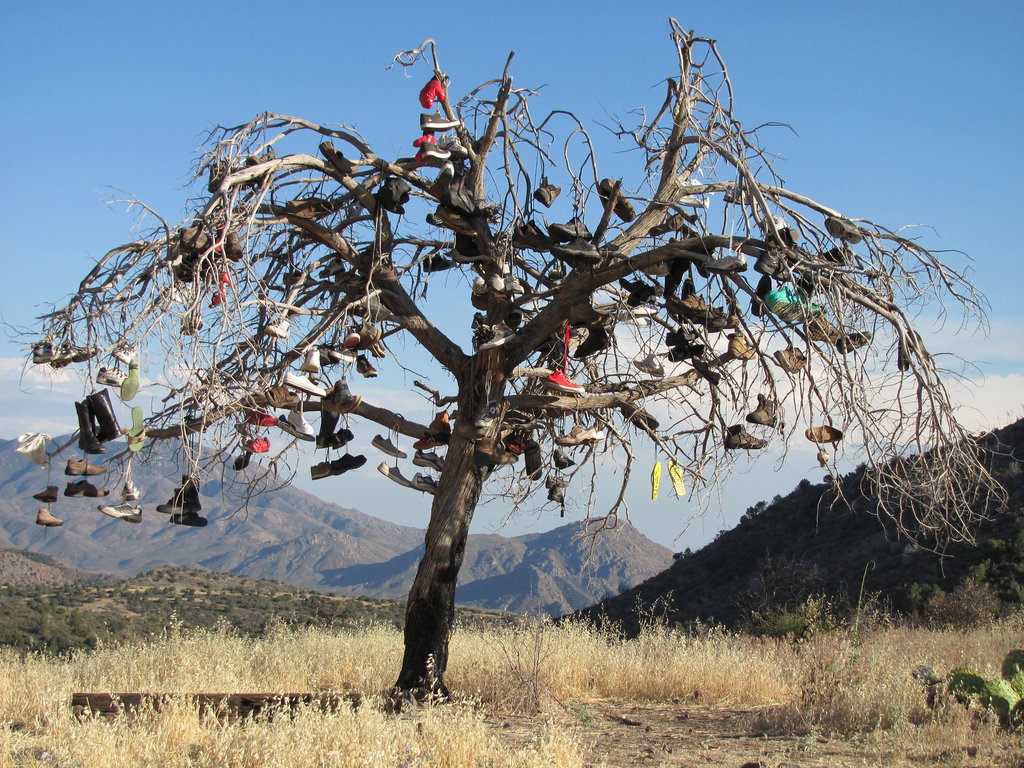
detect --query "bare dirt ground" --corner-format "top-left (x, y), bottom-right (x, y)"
top-left (486, 700), bottom-right (1007, 768)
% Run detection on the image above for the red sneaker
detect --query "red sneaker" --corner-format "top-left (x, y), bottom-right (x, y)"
top-left (419, 78), bottom-right (446, 109)
top-left (543, 369), bottom-right (586, 396)
top-left (242, 437), bottom-right (271, 453)
top-left (413, 436), bottom-right (442, 451)
top-left (245, 410), bottom-right (278, 427)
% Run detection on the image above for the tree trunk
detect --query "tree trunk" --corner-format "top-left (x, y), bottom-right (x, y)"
top-left (394, 364), bottom-right (500, 698)
top-left (394, 414), bottom-right (483, 697)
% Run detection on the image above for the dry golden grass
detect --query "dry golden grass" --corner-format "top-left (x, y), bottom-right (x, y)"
top-left (1, 616), bottom-right (1022, 767)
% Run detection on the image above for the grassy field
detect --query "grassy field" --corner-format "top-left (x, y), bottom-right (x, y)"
top-left (2, 615), bottom-right (1022, 767)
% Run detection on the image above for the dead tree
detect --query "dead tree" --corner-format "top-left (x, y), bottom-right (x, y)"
top-left (27, 21), bottom-right (1002, 698)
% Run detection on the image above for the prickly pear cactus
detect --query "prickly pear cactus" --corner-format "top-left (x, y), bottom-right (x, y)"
top-left (985, 678), bottom-right (1021, 723)
top-left (1002, 650), bottom-right (1024, 683)
top-left (949, 668), bottom-right (988, 702)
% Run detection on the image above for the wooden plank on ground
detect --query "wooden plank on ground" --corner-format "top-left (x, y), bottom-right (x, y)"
top-left (71, 691), bottom-right (362, 721)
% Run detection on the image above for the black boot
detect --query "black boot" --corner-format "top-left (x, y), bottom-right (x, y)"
top-left (75, 401), bottom-right (105, 454)
top-left (316, 410), bottom-right (341, 449)
top-left (182, 477), bottom-right (202, 513)
top-left (87, 389), bottom-right (121, 442)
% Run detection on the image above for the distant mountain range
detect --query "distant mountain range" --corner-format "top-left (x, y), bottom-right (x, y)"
top-left (0, 437), bottom-right (673, 615)
top-left (573, 419), bottom-right (1024, 634)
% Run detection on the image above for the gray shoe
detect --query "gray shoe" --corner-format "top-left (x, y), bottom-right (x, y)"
top-left (372, 435), bottom-right (407, 459)
top-left (377, 461), bottom-right (412, 487)
top-left (413, 449), bottom-right (445, 473)
top-left (411, 473), bottom-right (438, 495)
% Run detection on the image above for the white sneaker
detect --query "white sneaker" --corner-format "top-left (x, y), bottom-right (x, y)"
top-left (111, 344), bottom-right (137, 365)
top-left (377, 462), bottom-right (412, 487)
top-left (633, 353), bottom-right (665, 377)
top-left (411, 473), bottom-right (438, 495)
top-left (300, 348), bottom-right (321, 374)
top-left (704, 252), bottom-right (747, 272)
top-left (98, 503), bottom-right (142, 523)
top-left (278, 411), bottom-right (315, 441)
top-left (97, 367), bottom-right (127, 387)
top-left (283, 371), bottom-right (326, 397)
top-left (122, 480), bottom-right (140, 502)
top-left (264, 317), bottom-right (291, 340)
top-left (372, 435), bottom-right (407, 459)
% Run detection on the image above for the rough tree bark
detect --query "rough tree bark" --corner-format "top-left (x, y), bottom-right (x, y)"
top-left (24, 21), bottom-right (1003, 700)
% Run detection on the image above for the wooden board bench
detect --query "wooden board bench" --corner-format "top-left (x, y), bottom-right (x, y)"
top-left (71, 692), bottom-right (362, 722)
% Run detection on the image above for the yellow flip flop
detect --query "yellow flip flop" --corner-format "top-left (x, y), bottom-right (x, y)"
top-left (651, 461), bottom-right (662, 500)
top-left (668, 459), bottom-right (686, 498)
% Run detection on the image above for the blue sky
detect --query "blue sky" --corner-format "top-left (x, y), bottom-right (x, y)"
top-left (1, 1), bottom-right (1022, 551)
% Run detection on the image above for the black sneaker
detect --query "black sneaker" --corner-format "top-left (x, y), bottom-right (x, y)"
top-left (423, 253), bottom-right (455, 272)
top-left (550, 238), bottom-right (600, 266)
top-left (377, 177), bottom-right (411, 214)
top-left (552, 448), bottom-right (575, 469)
top-left (547, 217), bottom-right (591, 243)
top-left (691, 359), bottom-right (720, 386)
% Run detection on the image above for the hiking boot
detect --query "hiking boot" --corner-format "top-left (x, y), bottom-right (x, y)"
top-left (552, 448), bottom-right (575, 469)
top-left (824, 216), bottom-right (863, 244)
top-left (420, 112), bottom-right (460, 132)
top-left (773, 346), bottom-right (806, 372)
top-left (66, 458), bottom-right (105, 476)
top-left (691, 359), bottom-right (721, 386)
top-left (597, 178), bottom-right (636, 222)
top-left (546, 475), bottom-right (568, 505)
top-left (414, 449), bottom-right (445, 473)
top-left (533, 180), bottom-right (561, 208)
top-left (97, 367), bottom-right (126, 387)
top-left (512, 221), bottom-right (550, 251)
top-left (634, 353), bottom-right (665, 377)
top-left (836, 331), bottom-right (872, 353)
top-left (98, 503), bottom-right (142, 523)
top-left (33, 486), bottom-right (59, 504)
top-left (36, 508), bottom-right (63, 527)
top-left (283, 371), bottom-right (326, 397)
top-left (356, 354), bottom-right (378, 378)
top-left (377, 462), bottom-right (413, 487)
top-left (474, 438), bottom-right (516, 467)
top-left (278, 410), bottom-right (316, 441)
top-left (411, 473), bottom-right (439, 495)
top-left (543, 370), bottom-right (586, 396)
top-left (65, 480), bottom-right (109, 498)
top-left (805, 425), bottom-right (844, 443)
top-left (372, 435), bottom-right (407, 459)
top-left (727, 333), bottom-right (755, 360)
top-left (746, 394), bottom-right (779, 427)
top-left (725, 424), bottom-right (767, 450)
top-left (547, 217), bottom-right (591, 243)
